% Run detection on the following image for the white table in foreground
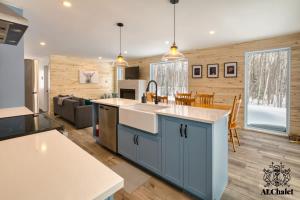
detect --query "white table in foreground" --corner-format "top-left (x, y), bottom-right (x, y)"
top-left (0, 106), bottom-right (33, 118)
top-left (0, 130), bottom-right (123, 200)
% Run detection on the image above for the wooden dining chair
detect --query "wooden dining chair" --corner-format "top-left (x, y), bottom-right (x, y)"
top-left (146, 92), bottom-right (155, 102)
top-left (228, 94), bottom-right (242, 152)
top-left (175, 92), bottom-right (194, 106)
top-left (175, 97), bottom-right (194, 106)
top-left (176, 92), bottom-right (192, 99)
top-left (194, 93), bottom-right (215, 107)
top-left (160, 96), bottom-right (168, 104)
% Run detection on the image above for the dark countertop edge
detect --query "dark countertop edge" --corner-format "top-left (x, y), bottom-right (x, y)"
top-left (0, 127), bottom-right (64, 141)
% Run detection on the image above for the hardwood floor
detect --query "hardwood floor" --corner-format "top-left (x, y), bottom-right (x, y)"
top-left (58, 118), bottom-right (300, 200)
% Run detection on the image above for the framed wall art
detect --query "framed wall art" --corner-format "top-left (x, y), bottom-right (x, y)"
top-left (224, 62), bottom-right (237, 78)
top-left (192, 65), bottom-right (202, 78)
top-left (79, 70), bottom-right (99, 83)
top-left (207, 64), bottom-right (219, 78)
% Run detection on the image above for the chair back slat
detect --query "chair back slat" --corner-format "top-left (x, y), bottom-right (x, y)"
top-left (194, 93), bottom-right (214, 106)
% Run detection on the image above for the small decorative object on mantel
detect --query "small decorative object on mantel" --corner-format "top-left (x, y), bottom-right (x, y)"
top-left (192, 65), bottom-right (202, 78)
top-left (207, 64), bottom-right (219, 78)
top-left (224, 62), bottom-right (238, 78)
top-left (79, 70), bottom-right (99, 84)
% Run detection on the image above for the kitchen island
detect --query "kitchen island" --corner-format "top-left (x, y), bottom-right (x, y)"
top-left (92, 98), bottom-right (229, 200)
top-left (0, 130), bottom-right (123, 200)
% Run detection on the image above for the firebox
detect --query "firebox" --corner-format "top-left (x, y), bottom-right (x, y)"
top-left (120, 89), bottom-right (135, 100)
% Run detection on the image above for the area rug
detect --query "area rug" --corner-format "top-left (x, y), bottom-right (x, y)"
top-left (111, 161), bottom-right (150, 193)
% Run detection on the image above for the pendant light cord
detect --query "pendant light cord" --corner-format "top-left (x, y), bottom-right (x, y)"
top-left (173, 4), bottom-right (176, 44)
top-left (119, 26), bottom-right (122, 55)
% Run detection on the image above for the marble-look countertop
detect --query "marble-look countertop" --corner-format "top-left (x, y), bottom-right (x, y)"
top-left (0, 106), bottom-right (33, 118)
top-left (0, 130), bottom-right (123, 200)
top-left (156, 105), bottom-right (230, 124)
top-left (92, 98), bottom-right (138, 107)
top-left (92, 98), bottom-right (229, 124)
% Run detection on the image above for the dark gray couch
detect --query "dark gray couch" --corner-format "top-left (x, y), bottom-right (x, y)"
top-left (53, 96), bottom-right (92, 129)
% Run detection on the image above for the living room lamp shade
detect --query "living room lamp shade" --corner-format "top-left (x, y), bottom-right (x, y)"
top-left (115, 23), bottom-right (128, 67)
top-left (162, 0), bottom-right (185, 62)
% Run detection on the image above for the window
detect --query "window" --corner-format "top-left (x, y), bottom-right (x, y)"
top-left (245, 48), bottom-right (290, 134)
top-left (116, 66), bottom-right (124, 91)
top-left (150, 60), bottom-right (188, 99)
top-left (117, 67), bottom-right (124, 80)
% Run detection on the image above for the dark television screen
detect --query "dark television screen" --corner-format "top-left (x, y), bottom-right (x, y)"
top-left (125, 66), bottom-right (139, 80)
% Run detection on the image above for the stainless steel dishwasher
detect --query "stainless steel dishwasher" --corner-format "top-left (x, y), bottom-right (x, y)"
top-left (98, 105), bottom-right (118, 152)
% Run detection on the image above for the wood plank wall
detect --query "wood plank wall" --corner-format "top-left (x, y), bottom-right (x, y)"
top-left (128, 33), bottom-right (300, 136)
top-left (49, 55), bottom-right (115, 114)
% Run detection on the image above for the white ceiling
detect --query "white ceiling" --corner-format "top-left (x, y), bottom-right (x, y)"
top-left (2, 0), bottom-right (300, 60)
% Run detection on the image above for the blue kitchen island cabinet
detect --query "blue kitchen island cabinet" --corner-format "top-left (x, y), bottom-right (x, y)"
top-left (118, 124), bottom-right (162, 175)
top-left (160, 115), bottom-right (228, 200)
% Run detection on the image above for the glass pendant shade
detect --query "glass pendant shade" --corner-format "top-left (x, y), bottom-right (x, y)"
top-left (161, 43), bottom-right (185, 62)
top-left (115, 54), bottom-right (128, 67)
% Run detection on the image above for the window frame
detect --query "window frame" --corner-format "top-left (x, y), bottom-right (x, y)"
top-left (244, 47), bottom-right (291, 136)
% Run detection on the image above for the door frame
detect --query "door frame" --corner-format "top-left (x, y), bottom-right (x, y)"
top-left (244, 47), bottom-right (291, 136)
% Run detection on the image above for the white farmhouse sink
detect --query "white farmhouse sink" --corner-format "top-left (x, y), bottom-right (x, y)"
top-left (119, 103), bottom-right (169, 134)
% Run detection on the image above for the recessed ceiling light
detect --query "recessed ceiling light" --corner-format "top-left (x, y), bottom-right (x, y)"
top-left (165, 41), bottom-right (170, 45)
top-left (40, 42), bottom-right (46, 46)
top-left (124, 51), bottom-right (128, 54)
top-left (209, 30), bottom-right (215, 35)
top-left (63, 1), bottom-right (72, 7)
top-left (98, 57), bottom-right (102, 60)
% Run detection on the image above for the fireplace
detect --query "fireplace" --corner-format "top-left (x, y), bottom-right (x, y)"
top-left (120, 89), bottom-right (135, 100)
top-left (118, 80), bottom-right (146, 100)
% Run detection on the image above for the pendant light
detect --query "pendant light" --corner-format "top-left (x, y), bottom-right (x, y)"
top-left (115, 23), bottom-right (128, 67)
top-left (162, 0), bottom-right (185, 62)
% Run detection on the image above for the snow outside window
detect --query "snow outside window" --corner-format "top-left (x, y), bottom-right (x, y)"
top-left (150, 60), bottom-right (188, 100)
top-left (245, 48), bottom-right (290, 133)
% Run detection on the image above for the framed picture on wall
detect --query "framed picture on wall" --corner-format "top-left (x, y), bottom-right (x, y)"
top-left (79, 70), bottom-right (99, 83)
top-left (207, 64), bottom-right (219, 78)
top-left (224, 62), bottom-right (237, 78)
top-left (192, 65), bottom-right (202, 78)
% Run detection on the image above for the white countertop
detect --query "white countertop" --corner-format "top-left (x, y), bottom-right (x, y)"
top-left (92, 98), bottom-right (138, 107)
top-left (0, 130), bottom-right (123, 200)
top-left (156, 105), bottom-right (230, 124)
top-left (93, 98), bottom-right (229, 124)
top-left (0, 106), bottom-right (33, 118)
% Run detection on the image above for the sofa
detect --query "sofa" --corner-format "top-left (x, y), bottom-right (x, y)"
top-left (53, 96), bottom-right (92, 129)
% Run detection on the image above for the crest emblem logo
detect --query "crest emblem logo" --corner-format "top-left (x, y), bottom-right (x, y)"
top-left (263, 162), bottom-right (291, 187)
